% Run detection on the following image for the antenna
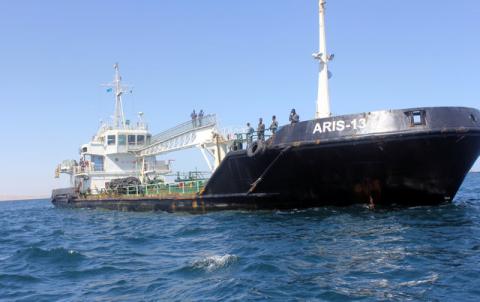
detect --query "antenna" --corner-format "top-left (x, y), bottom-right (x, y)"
top-left (138, 111), bottom-right (145, 127)
top-left (313, 0), bottom-right (332, 119)
top-left (101, 63), bottom-right (132, 129)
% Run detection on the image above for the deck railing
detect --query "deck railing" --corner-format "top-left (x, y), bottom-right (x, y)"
top-left (110, 179), bottom-right (206, 197)
top-left (229, 131), bottom-right (273, 150)
top-left (150, 114), bottom-right (216, 144)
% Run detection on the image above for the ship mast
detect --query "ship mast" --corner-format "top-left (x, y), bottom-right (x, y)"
top-left (313, 0), bottom-right (332, 119)
top-left (103, 63), bottom-right (131, 129)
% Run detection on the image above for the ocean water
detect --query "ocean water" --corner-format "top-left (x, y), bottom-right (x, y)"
top-left (1, 174), bottom-right (480, 301)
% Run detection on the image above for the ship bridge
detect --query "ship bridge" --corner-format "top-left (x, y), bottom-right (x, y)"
top-left (54, 63), bottom-right (238, 195)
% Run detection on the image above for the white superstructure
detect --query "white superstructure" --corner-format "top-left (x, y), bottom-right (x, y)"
top-left (55, 64), bottom-right (230, 195)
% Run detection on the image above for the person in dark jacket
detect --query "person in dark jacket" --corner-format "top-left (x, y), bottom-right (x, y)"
top-left (198, 109), bottom-right (204, 126)
top-left (257, 118), bottom-right (265, 141)
top-left (191, 110), bottom-right (197, 127)
top-left (269, 115), bottom-right (278, 134)
top-left (246, 122), bottom-right (254, 145)
top-left (289, 109), bottom-right (299, 124)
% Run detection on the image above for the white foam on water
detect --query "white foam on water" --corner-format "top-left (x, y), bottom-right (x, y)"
top-left (399, 273), bottom-right (439, 287)
top-left (192, 254), bottom-right (238, 272)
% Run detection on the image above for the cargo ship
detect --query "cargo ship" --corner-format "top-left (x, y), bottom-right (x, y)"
top-left (52, 1), bottom-right (480, 212)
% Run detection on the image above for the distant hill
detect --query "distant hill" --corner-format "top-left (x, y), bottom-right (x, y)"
top-left (0, 195), bottom-right (49, 202)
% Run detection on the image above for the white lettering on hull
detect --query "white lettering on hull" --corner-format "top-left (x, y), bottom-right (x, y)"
top-left (313, 118), bottom-right (366, 134)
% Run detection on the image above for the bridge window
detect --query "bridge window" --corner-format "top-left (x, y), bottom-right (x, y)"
top-left (128, 135), bottom-right (136, 145)
top-left (137, 135), bottom-right (145, 145)
top-left (118, 134), bottom-right (126, 146)
top-left (91, 155), bottom-right (104, 171)
top-left (107, 135), bottom-right (116, 145)
top-left (147, 134), bottom-right (152, 145)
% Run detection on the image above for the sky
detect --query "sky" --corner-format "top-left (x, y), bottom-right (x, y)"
top-left (0, 0), bottom-right (479, 197)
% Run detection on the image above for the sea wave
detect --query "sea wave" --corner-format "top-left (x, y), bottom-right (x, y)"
top-left (15, 247), bottom-right (86, 264)
top-left (189, 254), bottom-right (238, 272)
top-left (1, 174), bottom-right (480, 301)
top-left (399, 273), bottom-right (439, 287)
top-left (0, 273), bottom-right (41, 284)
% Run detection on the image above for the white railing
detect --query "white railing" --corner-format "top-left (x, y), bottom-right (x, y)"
top-left (150, 114), bottom-right (216, 144)
top-left (144, 161), bottom-right (171, 173)
top-left (217, 126), bottom-right (246, 141)
top-left (100, 122), bottom-right (149, 132)
top-left (71, 162), bottom-right (170, 176)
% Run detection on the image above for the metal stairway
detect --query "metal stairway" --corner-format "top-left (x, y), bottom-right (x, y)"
top-left (136, 114), bottom-right (219, 157)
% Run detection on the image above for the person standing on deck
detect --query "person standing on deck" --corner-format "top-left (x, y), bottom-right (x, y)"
top-left (269, 115), bottom-right (278, 134)
top-left (198, 109), bottom-right (204, 126)
top-left (289, 109), bottom-right (299, 125)
top-left (257, 118), bottom-right (265, 141)
top-left (191, 110), bottom-right (197, 127)
top-left (246, 122), bottom-right (254, 146)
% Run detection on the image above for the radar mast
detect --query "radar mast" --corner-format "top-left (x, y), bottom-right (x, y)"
top-left (102, 63), bottom-right (131, 129)
top-left (313, 0), bottom-right (332, 118)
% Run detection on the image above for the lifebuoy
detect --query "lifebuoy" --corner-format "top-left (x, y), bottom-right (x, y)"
top-left (247, 140), bottom-right (266, 157)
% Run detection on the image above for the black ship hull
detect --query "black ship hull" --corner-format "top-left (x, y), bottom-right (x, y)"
top-left (52, 107), bottom-right (480, 211)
